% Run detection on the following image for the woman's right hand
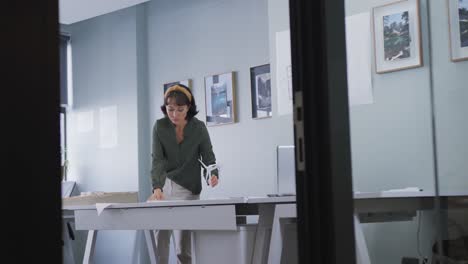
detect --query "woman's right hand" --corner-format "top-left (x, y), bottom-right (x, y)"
top-left (148, 188), bottom-right (164, 201)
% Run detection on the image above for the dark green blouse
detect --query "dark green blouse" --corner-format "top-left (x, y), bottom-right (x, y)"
top-left (151, 116), bottom-right (218, 194)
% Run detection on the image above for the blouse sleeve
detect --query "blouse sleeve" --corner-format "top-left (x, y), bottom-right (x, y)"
top-left (151, 120), bottom-right (168, 190)
top-left (199, 122), bottom-right (218, 177)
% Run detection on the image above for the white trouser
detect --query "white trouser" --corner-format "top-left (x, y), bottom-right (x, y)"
top-left (154, 178), bottom-right (199, 264)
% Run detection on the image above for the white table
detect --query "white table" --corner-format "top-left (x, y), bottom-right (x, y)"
top-left (63, 192), bottom-right (468, 264)
top-left (245, 196), bottom-right (296, 264)
top-left (64, 197), bottom-right (248, 264)
top-left (62, 181), bottom-right (77, 264)
top-left (63, 196), bottom-right (298, 264)
top-left (247, 192), bottom-right (468, 264)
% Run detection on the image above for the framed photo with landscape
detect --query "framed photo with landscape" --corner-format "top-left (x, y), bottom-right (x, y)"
top-left (372, 0), bottom-right (422, 73)
top-left (250, 64), bottom-right (272, 119)
top-left (163, 79), bottom-right (191, 94)
top-left (204, 72), bottom-right (236, 126)
top-left (448, 0), bottom-right (468, 62)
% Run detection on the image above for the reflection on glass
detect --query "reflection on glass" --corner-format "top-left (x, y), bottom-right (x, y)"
top-left (346, 0), bottom-right (467, 263)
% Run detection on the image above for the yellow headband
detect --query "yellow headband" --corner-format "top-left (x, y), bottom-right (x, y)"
top-left (164, 85), bottom-right (192, 102)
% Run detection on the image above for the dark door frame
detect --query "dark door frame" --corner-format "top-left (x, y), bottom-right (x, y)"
top-left (289, 0), bottom-right (357, 263)
top-left (3, 1), bottom-right (62, 262)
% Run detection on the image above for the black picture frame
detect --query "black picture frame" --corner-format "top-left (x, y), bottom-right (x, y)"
top-left (250, 64), bottom-right (272, 119)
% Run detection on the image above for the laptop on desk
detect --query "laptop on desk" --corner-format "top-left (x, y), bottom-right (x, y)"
top-left (61, 181), bottom-right (76, 198)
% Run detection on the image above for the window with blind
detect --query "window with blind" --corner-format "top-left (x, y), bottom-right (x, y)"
top-left (59, 34), bottom-right (70, 180)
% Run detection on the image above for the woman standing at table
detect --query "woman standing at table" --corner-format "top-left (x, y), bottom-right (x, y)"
top-left (147, 84), bottom-right (219, 264)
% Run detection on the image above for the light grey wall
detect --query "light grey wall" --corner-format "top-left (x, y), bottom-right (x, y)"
top-left (429, 0), bottom-right (468, 194)
top-left (66, 6), bottom-right (141, 264)
top-left (145, 0), bottom-right (294, 199)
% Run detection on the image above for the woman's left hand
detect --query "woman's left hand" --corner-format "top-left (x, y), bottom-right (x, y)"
top-left (210, 175), bottom-right (218, 187)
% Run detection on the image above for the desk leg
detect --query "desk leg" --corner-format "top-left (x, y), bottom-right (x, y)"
top-left (354, 215), bottom-right (371, 264)
top-left (144, 230), bottom-right (157, 264)
top-left (63, 221), bottom-right (76, 264)
top-left (83, 230), bottom-right (97, 264)
top-left (267, 204), bottom-right (296, 264)
top-left (251, 204), bottom-right (275, 264)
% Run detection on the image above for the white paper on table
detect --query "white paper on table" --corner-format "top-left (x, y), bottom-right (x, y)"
top-left (96, 203), bottom-right (112, 216)
top-left (383, 187), bottom-right (422, 193)
top-left (76, 110), bottom-right (94, 133)
top-left (276, 29), bottom-right (293, 116)
top-left (345, 12), bottom-right (374, 106)
top-left (147, 199), bottom-right (169, 203)
top-left (99, 106), bottom-right (118, 149)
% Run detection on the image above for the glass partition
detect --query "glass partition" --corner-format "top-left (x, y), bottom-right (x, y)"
top-left (345, 0), bottom-right (468, 263)
top-left (429, 0), bottom-right (468, 262)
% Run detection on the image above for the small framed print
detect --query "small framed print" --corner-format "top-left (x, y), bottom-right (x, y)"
top-left (163, 79), bottom-right (191, 94)
top-left (448, 0), bottom-right (468, 61)
top-left (204, 72), bottom-right (236, 126)
top-left (250, 64), bottom-right (272, 119)
top-left (372, 0), bottom-right (423, 73)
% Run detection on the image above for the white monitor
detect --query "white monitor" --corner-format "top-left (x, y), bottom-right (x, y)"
top-left (277, 145), bottom-right (296, 195)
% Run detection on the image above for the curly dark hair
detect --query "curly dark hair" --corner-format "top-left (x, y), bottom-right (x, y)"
top-left (160, 84), bottom-right (198, 120)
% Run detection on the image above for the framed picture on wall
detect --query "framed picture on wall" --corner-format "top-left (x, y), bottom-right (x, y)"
top-left (448, 0), bottom-right (468, 62)
top-left (204, 72), bottom-right (236, 126)
top-left (163, 79), bottom-right (191, 94)
top-left (250, 64), bottom-right (272, 119)
top-left (372, 0), bottom-right (423, 73)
